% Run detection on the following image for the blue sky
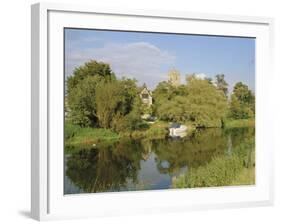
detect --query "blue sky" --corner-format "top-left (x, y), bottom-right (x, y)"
top-left (65, 28), bottom-right (255, 91)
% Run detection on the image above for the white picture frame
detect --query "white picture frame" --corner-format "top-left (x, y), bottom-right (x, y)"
top-left (31, 2), bottom-right (274, 221)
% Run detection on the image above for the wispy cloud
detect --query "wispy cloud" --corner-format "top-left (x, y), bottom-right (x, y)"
top-left (65, 42), bottom-right (175, 89)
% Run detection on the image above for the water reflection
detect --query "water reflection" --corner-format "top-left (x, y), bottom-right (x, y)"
top-left (64, 127), bottom-right (255, 194)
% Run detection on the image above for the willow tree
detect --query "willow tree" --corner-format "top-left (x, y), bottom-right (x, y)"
top-left (185, 76), bottom-right (228, 127)
top-left (95, 78), bottom-right (141, 130)
top-left (95, 81), bottom-right (125, 129)
top-left (153, 76), bottom-right (227, 127)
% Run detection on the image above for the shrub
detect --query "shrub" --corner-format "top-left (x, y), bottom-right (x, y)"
top-left (111, 112), bottom-right (148, 133)
top-left (173, 154), bottom-right (243, 188)
top-left (65, 122), bottom-right (81, 140)
top-left (173, 138), bottom-right (255, 188)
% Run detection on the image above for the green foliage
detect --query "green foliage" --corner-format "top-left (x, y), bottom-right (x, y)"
top-left (65, 121), bottom-right (120, 148)
top-left (67, 60), bottom-right (115, 127)
top-left (67, 76), bottom-right (101, 126)
top-left (67, 60), bottom-right (140, 128)
top-left (185, 77), bottom-right (228, 127)
top-left (153, 77), bottom-right (227, 127)
top-left (65, 123), bottom-right (81, 140)
top-left (121, 121), bottom-right (169, 140)
top-left (229, 82), bottom-right (255, 119)
top-left (174, 154), bottom-right (243, 188)
top-left (95, 80), bottom-right (125, 128)
top-left (95, 78), bottom-right (141, 130)
top-left (152, 81), bottom-right (187, 114)
top-left (224, 118), bottom-right (255, 129)
top-left (172, 136), bottom-right (255, 188)
top-left (67, 60), bottom-right (115, 91)
top-left (231, 167), bottom-right (255, 185)
top-left (111, 112), bottom-right (148, 133)
top-left (233, 82), bottom-right (255, 104)
top-left (156, 96), bottom-right (189, 122)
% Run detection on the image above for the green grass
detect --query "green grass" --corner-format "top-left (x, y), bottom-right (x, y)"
top-left (65, 123), bottom-right (120, 147)
top-left (172, 138), bottom-right (255, 188)
top-left (173, 154), bottom-right (244, 188)
top-left (65, 121), bottom-right (170, 150)
top-left (231, 167), bottom-right (255, 185)
top-left (224, 118), bottom-right (255, 129)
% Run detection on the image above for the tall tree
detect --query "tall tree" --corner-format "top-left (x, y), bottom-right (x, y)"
top-left (185, 77), bottom-right (228, 127)
top-left (95, 79), bottom-right (140, 129)
top-left (233, 82), bottom-right (254, 104)
top-left (153, 81), bottom-right (187, 117)
top-left (215, 74), bottom-right (228, 96)
top-left (229, 82), bottom-right (255, 119)
top-left (67, 60), bottom-right (116, 92)
top-left (67, 75), bottom-right (101, 127)
top-left (154, 76), bottom-right (228, 127)
top-left (95, 81), bottom-right (123, 128)
top-left (67, 60), bottom-right (141, 129)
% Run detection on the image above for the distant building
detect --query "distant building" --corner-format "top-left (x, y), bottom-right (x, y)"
top-left (168, 69), bottom-right (181, 87)
top-left (140, 84), bottom-right (152, 107)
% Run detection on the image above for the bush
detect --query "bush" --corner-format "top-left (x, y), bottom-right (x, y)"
top-left (174, 154), bottom-right (243, 188)
top-left (65, 121), bottom-right (120, 148)
top-left (173, 138), bottom-right (255, 188)
top-left (223, 118), bottom-right (255, 129)
top-left (65, 123), bottom-right (81, 140)
top-left (111, 112), bottom-right (148, 133)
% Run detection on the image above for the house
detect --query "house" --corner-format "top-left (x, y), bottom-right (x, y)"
top-left (140, 84), bottom-right (152, 107)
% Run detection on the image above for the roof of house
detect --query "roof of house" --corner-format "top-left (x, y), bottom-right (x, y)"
top-left (140, 84), bottom-right (152, 96)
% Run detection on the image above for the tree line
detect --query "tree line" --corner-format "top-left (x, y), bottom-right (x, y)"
top-left (66, 60), bottom-right (255, 131)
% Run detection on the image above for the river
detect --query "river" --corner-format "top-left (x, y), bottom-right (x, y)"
top-left (64, 127), bottom-right (255, 194)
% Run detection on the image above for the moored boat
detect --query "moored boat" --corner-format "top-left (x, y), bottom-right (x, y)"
top-left (169, 123), bottom-right (188, 137)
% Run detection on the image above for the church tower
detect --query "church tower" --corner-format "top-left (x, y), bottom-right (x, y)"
top-left (168, 69), bottom-right (181, 87)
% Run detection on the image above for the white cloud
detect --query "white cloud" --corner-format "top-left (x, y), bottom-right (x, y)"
top-left (65, 42), bottom-right (175, 89)
top-left (194, 73), bottom-right (207, 80)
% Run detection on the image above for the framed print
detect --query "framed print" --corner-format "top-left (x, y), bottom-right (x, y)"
top-left (31, 2), bottom-right (274, 221)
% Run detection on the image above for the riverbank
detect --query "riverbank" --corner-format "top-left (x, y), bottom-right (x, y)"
top-left (65, 123), bottom-right (120, 147)
top-left (120, 121), bottom-right (169, 139)
top-left (65, 121), bottom-right (171, 149)
top-left (65, 118), bottom-right (254, 150)
top-left (224, 118), bottom-right (255, 129)
top-left (172, 138), bottom-right (255, 188)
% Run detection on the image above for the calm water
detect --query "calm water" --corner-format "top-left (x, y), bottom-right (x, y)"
top-left (64, 127), bottom-right (255, 194)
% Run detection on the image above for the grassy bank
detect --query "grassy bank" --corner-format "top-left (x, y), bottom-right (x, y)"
top-left (65, 121), bottom-right (170, 149)
top-left (172, 138), bottom-right (255, 188)
top-left (231, 167), bottom-right (255, 185)
top-left (65, 123), bottom-right (120, 147)
top-left (224, 118), bottom-right (255, 129)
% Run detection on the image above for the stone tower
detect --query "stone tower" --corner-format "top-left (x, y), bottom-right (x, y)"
top-left (168, 69), bottom-right (181, 87)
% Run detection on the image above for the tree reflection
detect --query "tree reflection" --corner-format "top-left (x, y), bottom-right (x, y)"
top-left (66, 139), bottom-right (144, 193)
top-left (153, 128), bottom-right (229, 175)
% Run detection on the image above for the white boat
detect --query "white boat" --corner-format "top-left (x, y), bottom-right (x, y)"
top-left (169, 123), bottom-right (188, 137)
